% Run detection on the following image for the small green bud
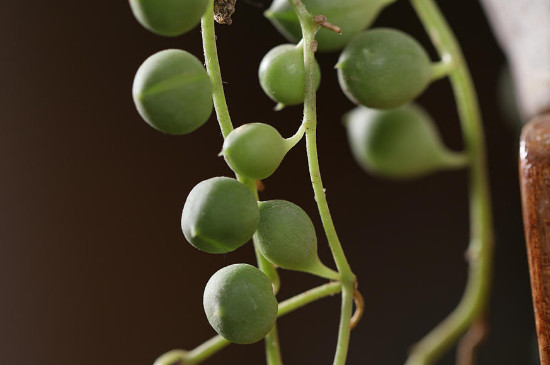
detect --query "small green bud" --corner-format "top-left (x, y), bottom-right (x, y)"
top-left (344, 104), bottom-right (468, 179)
top-left (222, 123), bottom-right (289, 180)
top-left (259, 44), bottom-right (321, 107)
top-left (129, 0), bottom-right (209, 37)
top-left (181, 177), bottom-right (259, 253)
top-left (133, 49), bottom-right (213, 135)
top-left (203, 264), bottom-right (278, 344)
top-left (265, 0), bottom-right (392, 52)
top-left (337, 28), bottom-right (432, 109)
top-left (254, 200), bottom-right (338, 279)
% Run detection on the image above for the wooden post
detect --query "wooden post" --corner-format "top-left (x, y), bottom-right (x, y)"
top-left (520, 114), bottom-right (550, 364)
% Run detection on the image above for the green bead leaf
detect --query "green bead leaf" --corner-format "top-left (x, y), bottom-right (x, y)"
top-left (259, 43), bottom-right (321, 107)
top-left (344, 103), bottom-right (468, 179)
top-left (133, 49), bottom-right (213, 135)
top-left (203, 264), bottom-right (278, 344)
top-left (265, 0), bottom-right (392, 52)
top-left (181, 177), bottom-right (259, 253)
top-left (221, 123), bottom-right (288, 180)
top-left (254, 200), bottom-right (338, 279)
top-left (337, 28), bottom-right (432, 109)
top-left (129, 0), bottom-right (210, 37)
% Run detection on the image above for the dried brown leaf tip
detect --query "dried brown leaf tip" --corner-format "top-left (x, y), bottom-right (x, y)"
top-left (214, 0), bottom-right (237, 25)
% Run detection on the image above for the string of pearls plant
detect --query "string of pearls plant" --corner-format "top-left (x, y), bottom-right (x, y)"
top-left (128, 0), bottom-right (494, 364)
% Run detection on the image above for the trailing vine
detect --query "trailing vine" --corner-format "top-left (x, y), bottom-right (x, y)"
top-left (128, 0), bottom-right (494, 364)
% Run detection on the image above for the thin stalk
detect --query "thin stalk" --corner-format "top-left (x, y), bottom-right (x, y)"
top-left (303, 260), bottom-right (341, 281)
top-left (439, 150), bottom-right (469, 170)
top-left (278, 282), bottom-right (343, 317)
top-left (406, 1), bottom-right (494, 364)
top-left (265, 323), bottom-right (284, 365)
top-left (284, 121), bottom-right (307, 151)
top-left (200, 0), bottom-right (233, 138)
top-left (287, 1), bottom-right (356, 365)
top-left (182, 282), bottom-right (343, 364)
top-left (251, 187), bottom-right (282, 294)
top-left (430, 56), bottom-right (454, 81)
top-left (254, 234), bottom-right (283, 364)
top-left (254, 237), bottom-right (282, 294)
top-left (200, 3), bottom-right (282, 364)
top-left (187, 335), bottom-right (230, 364)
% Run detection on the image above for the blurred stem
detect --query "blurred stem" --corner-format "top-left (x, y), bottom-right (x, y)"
top-left (288, 1), bottom-right (356, 365)
top-left (430, 56), bottom-right (455, 81)
top-left (456, 317), bottom-right (489, 365)
top-left (405, 1), bottom-right (494, 364)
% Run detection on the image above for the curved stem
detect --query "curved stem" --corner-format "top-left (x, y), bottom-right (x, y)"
top-left (304, 260), bottom-right (341, 281)
top-left (287, 1), bottom-right (356, 365)
top-left (456, 317), bottom-right (489, 365)
top-left (200, 3), bottom-right (283, 364)
top-left (284, 121), bottom-right (307, 152)
top-left (406, 1), bottom-right (494, 364)
top-left (350, 289), bottom-right (365, 330)
top-left (430, 56), bottom-right (454, 81)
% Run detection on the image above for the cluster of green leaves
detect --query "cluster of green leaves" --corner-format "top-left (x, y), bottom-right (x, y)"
top-left (128, 0), bottom-right (487, 364)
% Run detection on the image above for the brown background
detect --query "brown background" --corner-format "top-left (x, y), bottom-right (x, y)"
top-left (0, 1), bottom-right (534, 364)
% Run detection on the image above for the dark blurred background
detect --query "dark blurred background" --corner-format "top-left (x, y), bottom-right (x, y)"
top-left (0, 1), bottom-right (532, 364)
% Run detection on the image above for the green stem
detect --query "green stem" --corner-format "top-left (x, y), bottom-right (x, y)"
top-left (251, 186), bottom-right (282, 294)
top-left (265, 324), bottom-right (284, 365)
top-left (255, 239), bottom-right (282, 365)
top-left (303, 260), bottom-right (341, 281)
top-left (406, 1), bottom-right (494, 364)
top-left (278, 282), bottom-right (343, 317)
top-left (182, 282), bottom-right (342, 364)
top-left (187, 335), bottom-right (230, 364)
top-left (284, 121), bottom-right (307, 152)
top-left (200, 3), bottom-right (283, 364)
top-left (253, 237), bottom-right (282, 294)
top-left (288, 1), bottom-right (356, 365)
top-left (200, 0), bottom-right (233, 138)
top-left (439, 150), bottom-right (469, 170)
top-left (430, 56), bottom-right (454, 81)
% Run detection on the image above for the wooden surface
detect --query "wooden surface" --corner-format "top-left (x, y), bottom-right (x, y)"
top-left (520, 114), bottom-right (550, 364)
